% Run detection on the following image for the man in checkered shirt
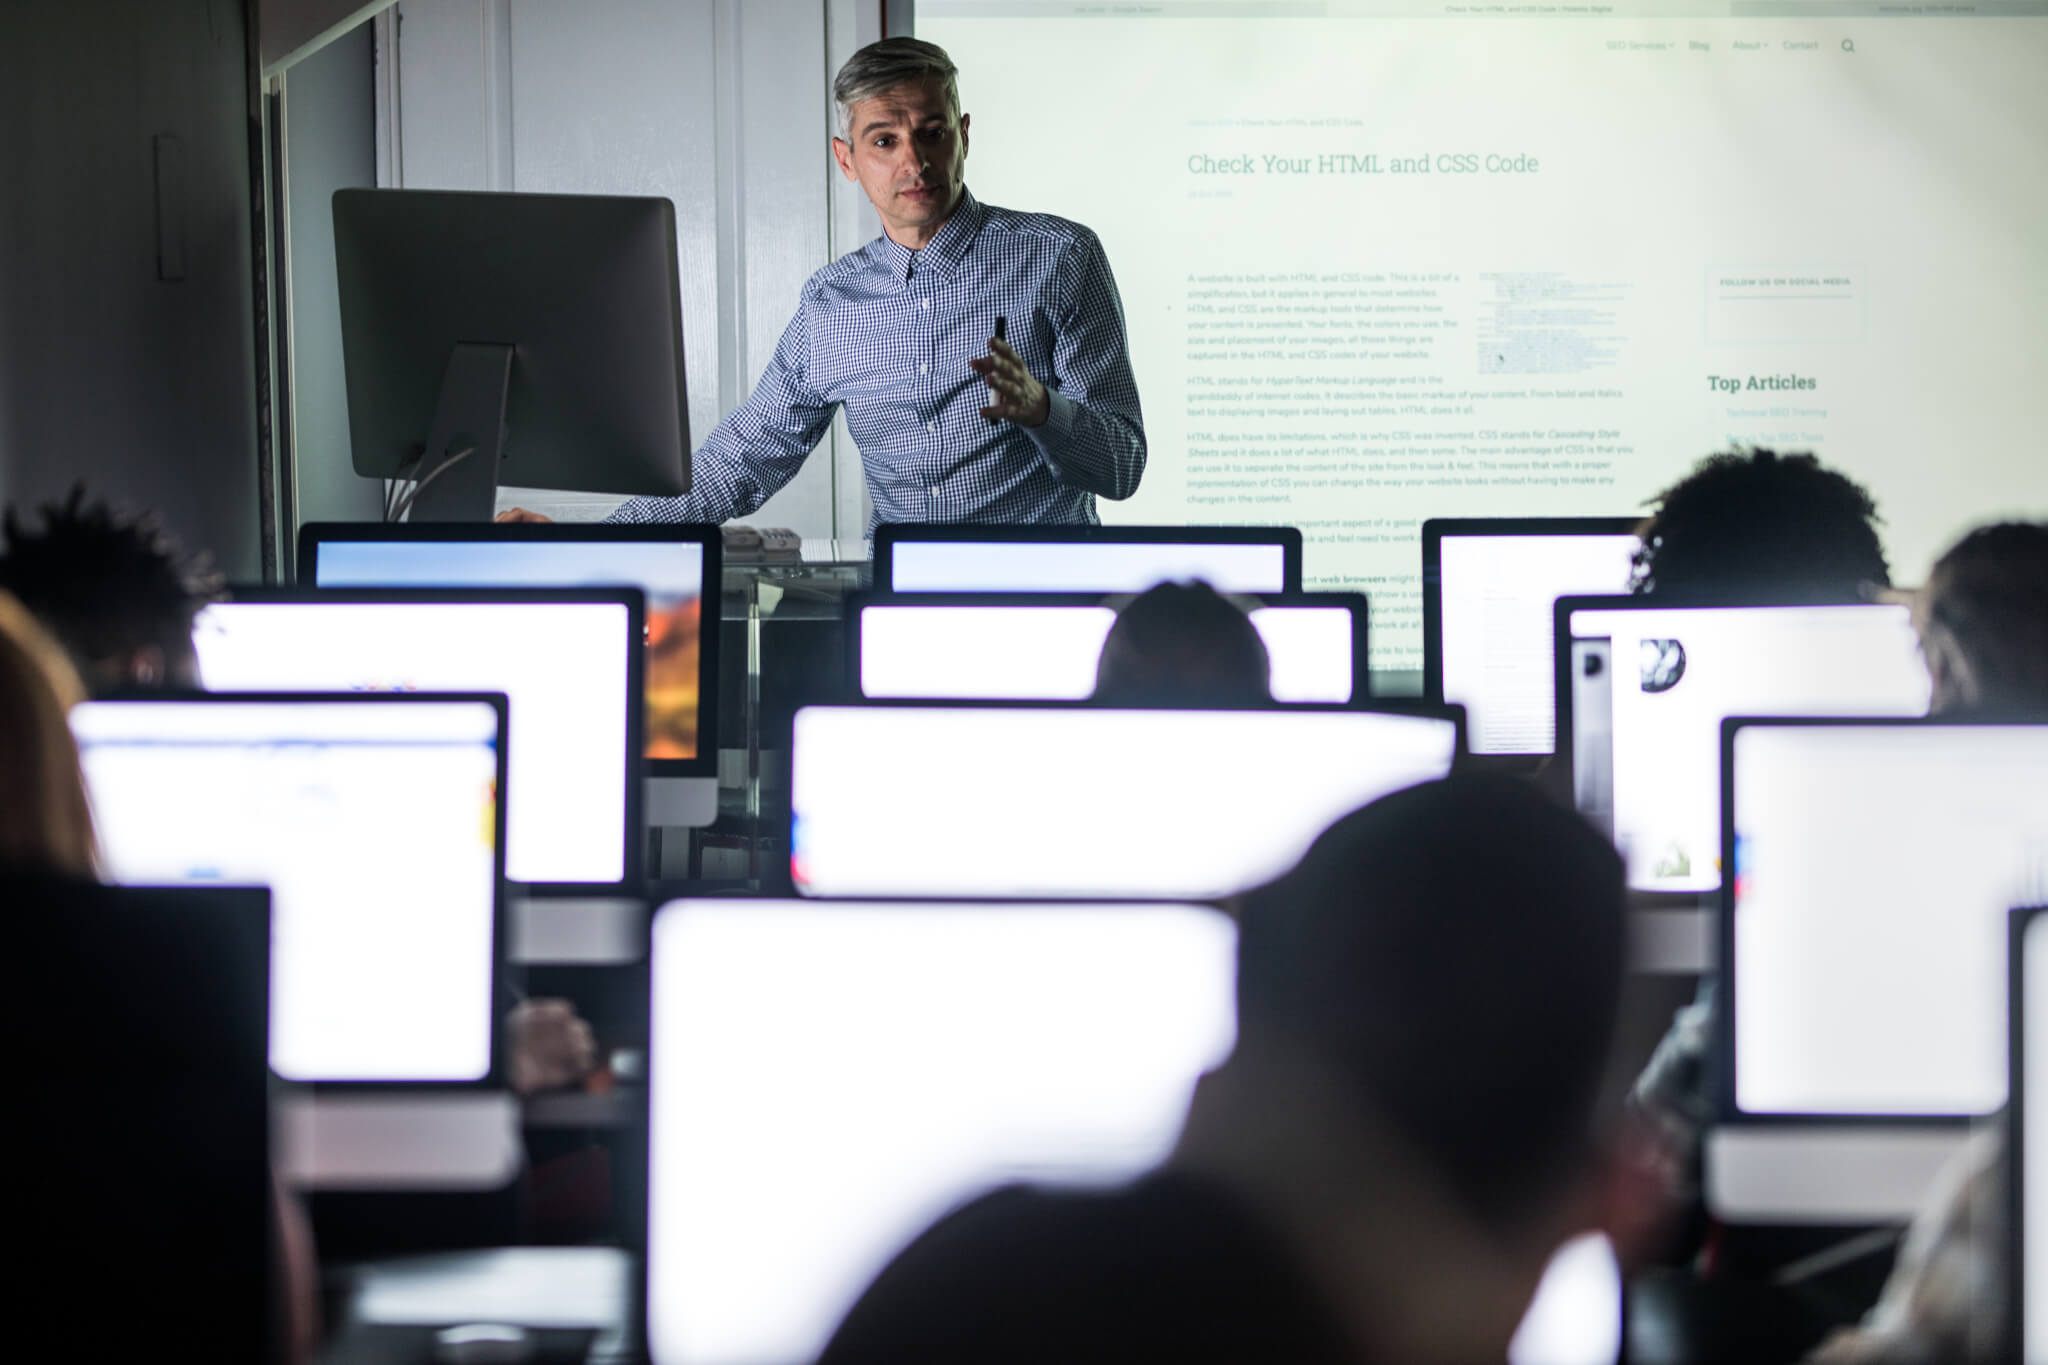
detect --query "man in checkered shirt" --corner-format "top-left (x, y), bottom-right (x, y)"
top-left (503, 38), bottom-right (1146, 529)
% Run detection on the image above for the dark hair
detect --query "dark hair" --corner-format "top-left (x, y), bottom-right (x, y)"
top-left (1920, 521), bottom-right (2048, 713)
top-left (1092, 580), bottom-right (1270, 708)
top-left (1237, 776), bottom-right (1626, 1229)
top-left (1631, 448), bottom-right (1890, 600)
top-left (0, 487), bottom-right (222, 694)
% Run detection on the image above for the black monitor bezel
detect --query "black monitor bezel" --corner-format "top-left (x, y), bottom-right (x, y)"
top-left (1419, 516), bottom-right (1639, 711)
top-left (73, 688), bottom-right (514, 1092)
top-left (1715, 714), bottom-right (2048, 1128)
top-left (872, 523), bottom-right (1305, 594)
top-left (207, 586), bottom-right (646, 896)
top-left (844, 589), bottom-right (1371, 706)
top-left (298, 521), bottom-right (720, 778)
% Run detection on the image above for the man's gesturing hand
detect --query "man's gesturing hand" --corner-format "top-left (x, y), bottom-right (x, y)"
top-left (969, 337), bottom-right (1050, 428)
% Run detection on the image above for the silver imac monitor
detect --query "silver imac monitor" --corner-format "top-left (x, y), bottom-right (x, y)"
top-left (790, 702), bottom-right (1461, 899)
top-left (851, 591), bottom-right (1367, 704)
top-left (873, 523), bottom-right (1301, 594)
top-left (1556, 598), bottom-right (1930, 895)
top-left (72, 693), bottom-right (507, 1084)
top-left (1706, 717), bottom-right (2048, 1223)
top-left (299, 523), bottom-right (721, 826)
top-left (193, 588), bottom-right (644, 893)
top-left (1422, 517), bottom-right (1639, 758)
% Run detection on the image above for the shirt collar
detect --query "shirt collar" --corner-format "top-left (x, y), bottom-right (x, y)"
top-left (878, 187), bottom-right (986, 284)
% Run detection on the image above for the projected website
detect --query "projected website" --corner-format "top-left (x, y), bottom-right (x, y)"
top-left (312, 541), bottom-right (707, 762)
top-left (194, 601), bottom-right (632, 885)
top-left (1731, 725), bottom-right (2048, 1116)
top-left (646, 901), bottom-right (1237, 1365)
top-left (922, 4), bottom-right (2048, 667)
top-left (73, 701), bottom-right (499, 1083)
top-left (1566, 603), bottom-right (1929, 892)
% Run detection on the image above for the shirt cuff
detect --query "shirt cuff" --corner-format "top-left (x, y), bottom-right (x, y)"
top-left (1022, 388), bottom-right (1077, 456)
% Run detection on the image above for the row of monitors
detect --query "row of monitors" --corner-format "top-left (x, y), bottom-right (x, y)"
top-left (68, 693), bottom-right (2047, 1352)
top-left (79, 691), bottom-right (2044, 1121)
top-left (289, 516), bottom-right (1651, 750)
top-left (182, 584), bottom-right (1929, 902)
top-left (44, 877), bottom-right (1620, 1365)
top-left (296, 517), bottom-right (1929, 894)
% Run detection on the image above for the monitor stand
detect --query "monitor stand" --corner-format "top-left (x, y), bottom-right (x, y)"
top-left (405, 342), bottom-right (513, 523)
top-left (647, 775), bottom-right (718, 828)
top-left (1704, 1124), bottom-right (1968, 1223)
top-left (277, 1090), bottom-right (522, 1190)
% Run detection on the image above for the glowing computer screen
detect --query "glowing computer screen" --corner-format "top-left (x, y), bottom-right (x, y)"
top-left (1728, 721), bottom-right (2048, 1116)
top-left (879, 530), bottom-right (1295, 594)
top-left (2022, 907), bottom-right (2048, 1363)
top-left (1563, 601), bottom-right (1929, 892)
top-left (1433, 526), bottom-right (1638, 755)
top-left (304, 531), bottom-right (712, 767)
top-left (857, 597), bottom-right (1360, 703)
top-left (1508, 1233), bottom-right (1623, 1365)
top-left (645, 899), bottom-right (1238, 1365)
top-left (194, 593), bottom-right (637, 887)
top-left (73, 696), bottom-right (503, 1083)
top-left (791, 704), bottom-right (1459, 899)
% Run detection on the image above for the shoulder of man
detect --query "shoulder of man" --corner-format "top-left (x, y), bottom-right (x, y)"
top-left (975, 200), bottom-right (1104, 257)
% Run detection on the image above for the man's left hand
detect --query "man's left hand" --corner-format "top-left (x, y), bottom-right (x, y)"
top-left (969, 337), bottom-right (1050, 428)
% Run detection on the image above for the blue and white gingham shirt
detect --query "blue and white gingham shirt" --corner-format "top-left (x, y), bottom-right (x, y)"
top-left (607, 190), bottom-right (1146, 528)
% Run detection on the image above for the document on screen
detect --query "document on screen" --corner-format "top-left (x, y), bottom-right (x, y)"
top-left (922, 3), bottom-right (2048, 668)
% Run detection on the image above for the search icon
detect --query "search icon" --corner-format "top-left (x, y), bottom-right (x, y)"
top-left (1842, 37), bottom-right (1855, 52)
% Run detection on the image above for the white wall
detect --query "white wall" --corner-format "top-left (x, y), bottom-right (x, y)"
top-left (379, 0), bottom-right (883, 535)
top-left (280, 20), bottom-right (385, 542)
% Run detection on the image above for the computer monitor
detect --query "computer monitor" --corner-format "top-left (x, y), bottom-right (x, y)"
top-left (71, 694), bottom-right (507, 1084)
top-left (790, 702), bottom-right (1462, 899)
top-left (299, 522), bottom-right (721, 824)
top-left (192, 588), bottom-right (644, 891)
top-left (643, 899), bottom-right (1620, 1365)
top-left (2011, 904), bottom-right (2048, 1362)
top-left (333, 187), bottom-right (690, 520)
top-left (850, 591), bottom-right (1367, 704)
top-left (873, 523), bottom-right (1302, 594)
top-left (11, 875), bottom-right (271, 1360)
top-left (1508, 1233), bottom-right (1624, 1365)
top-left (1422, 517), bottom-right (1639, 757)
top-left (644, 898), bottom-right (1240, 1365)
top-left (1705, 717), bottom-right (2048, 1223)
top-left (1556, 598), bottom-right (1930, 895)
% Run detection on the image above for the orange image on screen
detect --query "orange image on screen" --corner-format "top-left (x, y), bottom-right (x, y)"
top-left (645, 594), bottom-right (703, 759)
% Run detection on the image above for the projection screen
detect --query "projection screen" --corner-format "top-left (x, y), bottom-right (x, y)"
top-left (919, 2), bottom-right (2048, 669)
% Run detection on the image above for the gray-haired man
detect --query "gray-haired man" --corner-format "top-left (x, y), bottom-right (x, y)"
top-left (508, 38), bottom-right (1146, 529)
